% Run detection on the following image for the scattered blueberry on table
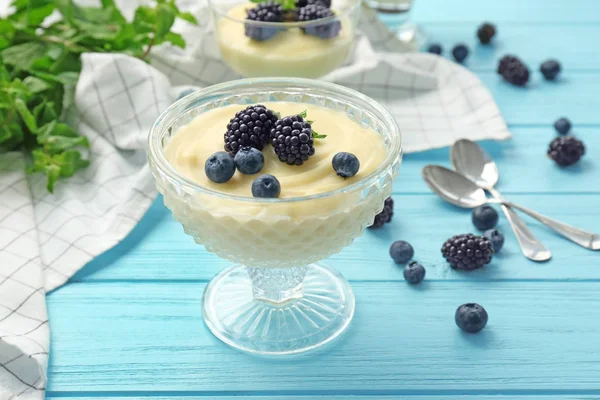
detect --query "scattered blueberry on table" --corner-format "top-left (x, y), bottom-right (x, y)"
top-left (427, 43), bottom-right (443, 55)
top-left (483, 229), bottom-right (505, 252)
top-left (452, 44), bottom-right (469, 63)
top-left (554, 117), bottom-right (572, 135)
top-left (548, 136), bottom-right (585, 167)
top-left (472, 205), bottom-right (499, 230)
top-left (252, 174), bottom-right (281, 198)
top-left (455, 303), bottom-right (489, 333)
top-left (476, 22), bottom-right (496, 45)
top-left (497, 55), bottom-right (530, 86)
top-left (332, 152), bottom-right (360, 178)
top-left (442, 234), bottom-right (494, 270)
top-left (403, 261), bottom-right (426, 284)
top-left (370, 197), bottom-right (394, 228)
top-left (540, 59), bottom-right (561, 81)
top-left (234, 147), bottom-right (265, 175)
top-left (205, 151), bottom-right (236, 183)
top-left (390, 240), bottom-right (414, 264)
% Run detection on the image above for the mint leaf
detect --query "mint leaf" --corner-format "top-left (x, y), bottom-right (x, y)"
top-left (165, 32), bottom-right (185, 48)
top-left (15, 98), bottom-right (37, 132)
top-left (298, 109), bottom-right (308, 118)
top-left (156, 4), bottom-right (176, 40)
top-left (1, 42), bottom-right (48, 70)
top-left (23, 76), bottom-right (50, 93)
top-left (312, 130), bottom-right (327, 139)
top-left (177, 11), bottom-right (198, 24)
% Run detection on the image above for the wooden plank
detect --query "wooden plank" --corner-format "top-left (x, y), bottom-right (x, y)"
top-left (45, 396), bottom-right (600, 399)
top-left (410, 0), bottom-right (600, 22)
top-left (419, 23), bottom-right (600, 72)
top-left (73, 193), bottom-right (600, 282)
top-left (47, 281), bottom-right (600, 392)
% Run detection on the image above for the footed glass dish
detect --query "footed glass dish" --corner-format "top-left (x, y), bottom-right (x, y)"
top-left (148, 78), bottom-right (402, 356)
top-left (208, 0), bottom-right (361, 78)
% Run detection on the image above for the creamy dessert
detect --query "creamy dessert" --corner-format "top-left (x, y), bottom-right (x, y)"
top-left (166, 103), bottom-right (386, 198)
top-left (156, 101), bottom-right (395, 268)
top-left (214, 2), bottom-right (355, 78)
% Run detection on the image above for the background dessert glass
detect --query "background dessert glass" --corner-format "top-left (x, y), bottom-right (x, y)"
top-left (365, 0), bottom-right (425, 50)
top-left (208, 0), bottom-right (361, 78)
top-left (148, 78), bottom-right (402, 356)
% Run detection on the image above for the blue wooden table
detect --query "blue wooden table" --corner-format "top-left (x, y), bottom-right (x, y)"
top-left (46, 1), bottom-right (600, 399)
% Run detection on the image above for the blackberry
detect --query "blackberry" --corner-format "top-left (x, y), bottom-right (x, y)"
top-left (540, 59), bottom-right (561, 81)
top-left (245, 1), bottom-right (284, 41)
top-left (298, 4), bottom-right (341, 39)
top-left (370, 197), bottom-right (394, 228)
top-left (296, 0), bottom-right (331, 7)
top-left (452, 44), bottom-right (469, 63)
top-left (476, 22), bottom-right (496, 45)
top-left (548, 136), bottom-right (585, 167)
top-left (270, 114), bottom-right (316, 165)
top-left (497, 55), bottom-right (529, 86)
top-left (455, 303), bottom-right (488, 333)
top-left (224, 105), bottom-right (279, 155)
top-left (441, 234), bottom-right (493, 271)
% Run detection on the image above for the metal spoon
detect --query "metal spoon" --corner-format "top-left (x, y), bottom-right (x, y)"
top-left (422, 165), bottom-right (600, 250)
top-left (450, 139), bottom-right (551, 261)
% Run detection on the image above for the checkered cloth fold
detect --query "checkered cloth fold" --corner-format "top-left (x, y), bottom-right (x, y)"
top-left (0, 1), bottom-right (510, 398)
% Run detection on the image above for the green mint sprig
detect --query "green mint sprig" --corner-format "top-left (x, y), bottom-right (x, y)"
top-left (0, 0), bottom-right (197, 192)
top-left (250, 0), bottom-right (297, 11)
top-left (298, 109), bottom-right (327, 139)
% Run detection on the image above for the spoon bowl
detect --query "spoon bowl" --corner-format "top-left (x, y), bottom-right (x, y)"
top-left (450, 139), bottom-right (500, 189)
top-left (422, 165), bottom-right (488, 208)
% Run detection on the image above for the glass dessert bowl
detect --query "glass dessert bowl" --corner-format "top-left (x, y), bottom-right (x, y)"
top-left (208, 0), bottom-right (361, 78)
top-left (148, 78), bottom-right (402, 356)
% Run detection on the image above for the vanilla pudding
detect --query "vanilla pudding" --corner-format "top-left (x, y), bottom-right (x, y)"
top-left (166, 103), bottom-right (386, 198)
top-left (214, 3), bottom-right (356, 78)
top-left (151, 94), bottom-right (400, 268)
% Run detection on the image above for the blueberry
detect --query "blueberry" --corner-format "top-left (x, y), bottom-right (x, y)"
top-left (332, 152), bottom-right (360, 178)
top-left (452, 44), bottom-right (469, 63)
top-left (455, 303), bottom-right (488, 333)
top-left (252, 174), bottom-right (281, 198)
top-left (234, 147), bottom-right (264, 175)
top-left (540, 59), bottom-right (561, 81)
top-left (427, 43), bottom-right (442, 55)
top-left (472, 205), bottom-right (498, 230)
top-left (389, 240), bottom-right (414, 264)
top-left (205, 151), bottom-right (236, 183)
top-left (553, 117), bottom-right (571, 135)
top-left (483, 229), bottom-right (504, 252)
top-left (177, 88), bottom-right (195, 100)
top-left (403, 261), bottom-right (426, 284)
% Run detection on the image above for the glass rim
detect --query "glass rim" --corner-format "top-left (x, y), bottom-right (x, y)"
top-left (207, 0), bottom-right (362, 29)
top-left (148, 77), bottom-right (402, 204)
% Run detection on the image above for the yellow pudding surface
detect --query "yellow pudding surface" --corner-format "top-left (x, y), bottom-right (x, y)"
top-left (165, 102), bottom-right (387, 199)
top-left (215, 3), bottom-right (354, 78)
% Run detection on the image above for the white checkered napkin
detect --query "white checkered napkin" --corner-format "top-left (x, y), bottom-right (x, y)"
top-left (0, 1), bottom-right (511, 398)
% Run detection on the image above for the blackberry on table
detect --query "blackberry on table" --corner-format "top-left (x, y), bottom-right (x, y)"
top-left (497, 55), bottom-right (529, 86)
top-left (270, 113), bottom-right (316, 165)
top-left (370, 197), bottom-right (394, 228)
top-left (296, 0), bottom-right (331, 7)
top-left (298, 4), bottom-right (341, 39)
top-left (476, 22), bottom-right (496, 45)
top-left (441, 234), bottom-right (493, 271)
top-left (224, 105), bottom-right (279, 155)
top-left (245, 1), bottom-right (284, 41)
top-left (548, 136), bottom-right (585, 167)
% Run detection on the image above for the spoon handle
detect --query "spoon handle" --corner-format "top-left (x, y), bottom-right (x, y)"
top-left (494, 199), bottom-right (600, 251)
top-left (488, 188), bottom-right (552, 261)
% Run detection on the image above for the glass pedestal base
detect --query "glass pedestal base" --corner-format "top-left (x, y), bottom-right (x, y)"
top-left (202, 264), bottom-right (355, 356)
